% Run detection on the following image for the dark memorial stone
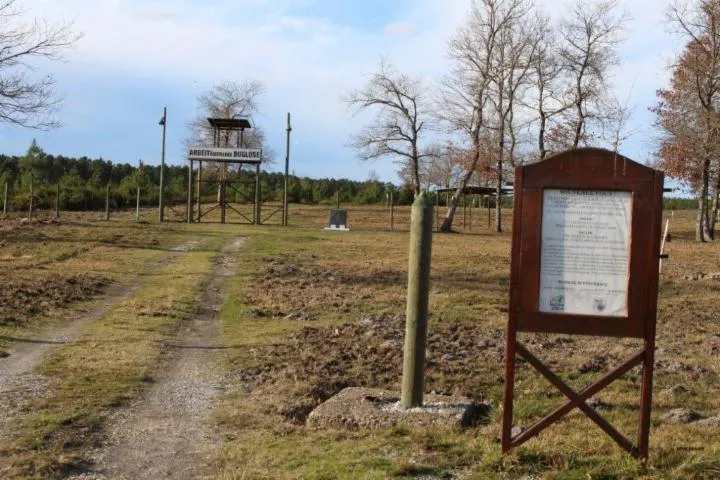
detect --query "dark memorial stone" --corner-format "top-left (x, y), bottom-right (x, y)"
top-left (327, 209), bottom-right (349, 230)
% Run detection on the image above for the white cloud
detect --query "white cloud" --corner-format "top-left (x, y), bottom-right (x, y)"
top-left (385, 22), bottom-right (414, 36)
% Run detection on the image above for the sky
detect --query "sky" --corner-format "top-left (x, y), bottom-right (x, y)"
top-left (0, 0), bottom-right (683, 184)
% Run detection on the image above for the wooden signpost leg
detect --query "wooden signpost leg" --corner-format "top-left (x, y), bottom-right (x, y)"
top-left (501, 329), bottom-right (517, 453)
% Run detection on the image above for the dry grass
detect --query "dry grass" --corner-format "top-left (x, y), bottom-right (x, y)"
top-left (215, 208), bottom-right (720, 479)
top-left (0, 207), bottom-right (717, 479)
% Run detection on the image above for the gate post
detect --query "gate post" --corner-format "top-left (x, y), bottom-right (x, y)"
top-left (254, 162), bottom-right (261, 225)
top-left (187, 160), bottom-right (194, 224)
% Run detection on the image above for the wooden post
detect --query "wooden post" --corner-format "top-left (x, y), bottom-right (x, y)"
top-left (283, 112), bottom-right (292, 227)
top-left (221, 179), bottom-right (226, 224)
top-left (336, 190), bottom-right (340, 209)
top-left (187, 161), bottom-right (194, 224)
top-left (469, 195), bottom-right (473, 231)
top-left (435, 191), bottom-right (439, 231)
top-left (659, 218), bottom-right (670, 274)
top-left (105, 183), bottom-right (110, 221)
top-left (487, 195), bottom-right (491, 228)
top-left (55, 183), bottom-right (60, 219)
top-left (159, 106), bottom-right (167, 223)
top-left (29, 175), bottom-right (33, 219)
top-left (401, 192), bottom-right (433, 408)
top-left (2, 182), bottom-right (7, 216)
top-left (136, 187), bottom-right (141, 222)
top-left (197, 161), bottom-right (202, 223)
top-left (254, 162), bottom-right (261, 225)
top-left (390, 190), bottom-right (394, 231)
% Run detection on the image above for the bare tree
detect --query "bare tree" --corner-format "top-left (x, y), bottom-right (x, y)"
top-left (425, 143), bottom-right (463, 191)
top-left (525, 15), bottom-right (574, 160)
top-left (0, 0), bottom-right (80, 129)
top-left (558, 0), bottom-right (628, 148)
top-left (186, 80), bottom-right (269, 201)
top-left (346, 58), bottom-right (431, 196)
top-left (438, 0), bottom-right (533, 232)
top-left (488, 3), bottom-right (540, 231)
top-left (187, 80), bottom-right (266, 150)
top-left (601, 91), bottom-right (637, 154)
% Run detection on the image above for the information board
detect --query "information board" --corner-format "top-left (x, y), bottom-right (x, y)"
top-left (502, 148), bottom-right (664, 460)
top-left (539, 189), bottom-right (632, 317)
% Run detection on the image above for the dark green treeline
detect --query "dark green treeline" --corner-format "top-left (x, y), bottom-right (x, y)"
top-left (0, 141), bottom-right (422, 212)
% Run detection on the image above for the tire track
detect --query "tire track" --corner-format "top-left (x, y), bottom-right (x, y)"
top-left (71, 237), bottom-right (245, 480)
top-left (0, 240), bottom-right (201, 435)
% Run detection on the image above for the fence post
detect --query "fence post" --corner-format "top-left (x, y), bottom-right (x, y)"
top-left (105, 183), bottom-right (110, 221)
top-left (401, 192), bottom-right (433, 408)
top-left (3, 182), bottom-right (7, 216)
top-left (283, 112), bottom-right (291, 227)
top-left (55, 183), bottom-right (60, 219)
top-left (136, 187), bottom-right (141, 222)
top-left (29, 175), bottom-right (33, 219)
top-left (469, 195), bottom-right (472, 232)
top-left (390, 190), bottom-right (394, 232)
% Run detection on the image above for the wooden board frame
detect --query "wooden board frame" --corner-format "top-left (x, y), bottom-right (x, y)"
top-left (502, 148), bottom-right (664, 459)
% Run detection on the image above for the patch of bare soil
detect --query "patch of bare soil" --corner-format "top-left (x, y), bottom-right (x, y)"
top-left (74, 238), bottom-right (245, 480)
top-left (0, 274), bottom-right (110, 326)
top-left (237, 314), bottom-right (505, 426)
top-left (245, 256), bottom-right (398, 320)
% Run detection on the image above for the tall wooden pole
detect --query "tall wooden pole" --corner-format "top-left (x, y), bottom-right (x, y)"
top-left (187, 161), bottom-right (194, 224)
top-left (55, 183), bottom-right (60, 219)
top-left (136, 187), bottom-right (141, 222)
top-left (336, 190), bottom-right (340, 209)
top-left (254, 162), bottom-right (261, 225)
top-left (159, 106), bottom-right (167, 223)
top-left (29, 175), bottom-right (33, 219)
top-left (105, 183), bottom-right (110, 221)
top-left (197, 161), bottom-right (202, 222)
top-left (2, 182), bottom-right (7, 216)
top-left (401, 192), bottom-right (433, 408)
top-left (283, 112), bottom-right (292, 227)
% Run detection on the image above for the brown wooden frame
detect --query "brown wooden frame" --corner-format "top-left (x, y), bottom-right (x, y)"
top-left (502, 148), bottom-right (664, 459)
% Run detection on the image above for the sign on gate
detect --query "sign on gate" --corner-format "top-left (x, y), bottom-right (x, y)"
top-left (502, 148), bottom-right (664, 459)
top-left (188, 147), bottom-right (263, 163)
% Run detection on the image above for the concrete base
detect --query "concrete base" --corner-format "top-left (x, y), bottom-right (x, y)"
top-left (324, 225), bottom-right (350, 231)
top-left (307, 387), bottom-right (489, 430)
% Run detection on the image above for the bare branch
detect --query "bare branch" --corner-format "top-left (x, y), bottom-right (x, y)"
top-left (345, 57), bottom-right (431, 195)
top-left (0, 0), bottom-right (81, 129)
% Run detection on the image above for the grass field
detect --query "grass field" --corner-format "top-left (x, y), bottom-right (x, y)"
top-left (0, 206), bottom-right (718, 479)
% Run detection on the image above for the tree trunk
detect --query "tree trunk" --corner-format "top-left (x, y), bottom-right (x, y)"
top-left (696, 159), bottom-right (711, 242)
top-left (710, 171), bottom-right (720, 239)
top-left (573, 99), bottom-right (583, 148)
top-left (440, 149), bottom-right (480, 233)
top-left (538, 109), bottom-right (547, 160)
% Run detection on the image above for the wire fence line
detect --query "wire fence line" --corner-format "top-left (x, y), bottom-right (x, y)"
top-left (0, 180), bottom-right (507, 233)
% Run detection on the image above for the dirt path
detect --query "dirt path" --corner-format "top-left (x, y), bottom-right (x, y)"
top-left (0, 240), bottom-right (200, 434)
top-left (72, 237), bottom-right (245, 480)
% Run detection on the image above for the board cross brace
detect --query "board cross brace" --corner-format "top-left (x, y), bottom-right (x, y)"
top-left (503, 343), bottom-right (648, 458)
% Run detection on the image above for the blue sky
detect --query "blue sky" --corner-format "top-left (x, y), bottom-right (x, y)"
top-left (0, 0), bottom-right (681, 184)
